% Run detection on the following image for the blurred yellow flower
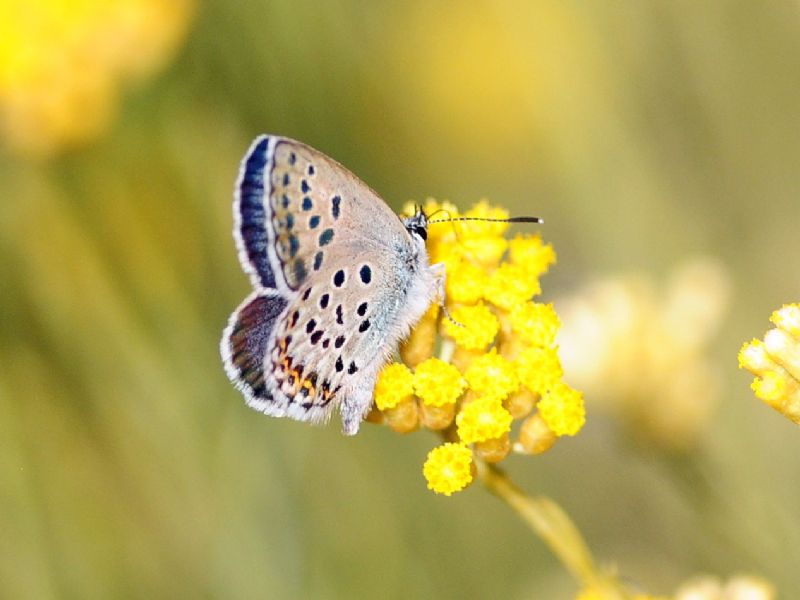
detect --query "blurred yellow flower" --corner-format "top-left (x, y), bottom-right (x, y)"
top-left (556, 258), bottom-right (730, 450)
top-left (674, 574), bottom-right (775, 600)
top-left (373, 200), bottom-right (583, 494)
top-left (0, 0), bottom-right (195, 157)
top-left (739, 303), bottom-right (800, 424)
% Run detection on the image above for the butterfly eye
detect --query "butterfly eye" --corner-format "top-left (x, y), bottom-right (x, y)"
top-left (414, 226), bottom-right (427, 241)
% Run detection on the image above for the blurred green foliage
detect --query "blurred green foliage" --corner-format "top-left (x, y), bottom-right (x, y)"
top-left (2, 1), bottom-right (800, 598)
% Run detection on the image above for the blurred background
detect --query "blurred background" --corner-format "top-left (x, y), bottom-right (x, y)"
top-left (1, 1), bottom-right (799, 598)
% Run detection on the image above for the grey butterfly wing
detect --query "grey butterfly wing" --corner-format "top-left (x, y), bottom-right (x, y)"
top-left (223, 136), bottom-right (438, 434)
top-left (264, 137), bottom-right (439, 433)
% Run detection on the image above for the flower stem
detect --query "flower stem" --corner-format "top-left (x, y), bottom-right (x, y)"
top-left (476, 459), bottom-right (631, 599)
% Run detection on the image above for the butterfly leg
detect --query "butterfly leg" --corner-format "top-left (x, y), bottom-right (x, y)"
top-left (430, 262), bottom-right (446, 305)
top-left (429, 262), bottom-right (463, 327)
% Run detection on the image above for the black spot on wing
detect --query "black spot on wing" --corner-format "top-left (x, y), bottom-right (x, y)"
top-left (333, 270), bottom-right (345, 287)
top-left (319, 228), bottom-right (334, 247)
top-left (359, 265), bottom-right (372, 284)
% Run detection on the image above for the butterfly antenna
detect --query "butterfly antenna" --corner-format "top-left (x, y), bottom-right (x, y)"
top-left (428, 215), bottom-right (543, 224)
top-left (426, 207), bottom-right (454, 221)
top-left (440, 303), bottom-right (465, 328)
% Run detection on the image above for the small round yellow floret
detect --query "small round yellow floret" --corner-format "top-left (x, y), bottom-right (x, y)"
top-left (457, 397), bottom-right (513, 443)
top-left (423, 443), bottom-right (474, 496)
top-left (374, 363), bottom-right (415, 410)
top-left (538, 382), bottom-right (585, 436)
top-left (413, 357), bottom-right (466, 407)
top-left (429, 240), bottom-right (465, 274)
top-left (446, 260), bottom-right (488, 305)
top-left (464, 349), bottom-right (519, 402)
top-left (485, 263), bottom-right (542, 311)
top-left (460, 235), bottom-right (509, 268)
top-left (509, 233), bottom-right (556, 277)
top-left (515, 346), bottom-right (563, 395)
top-left (443, 302), bottom-right (499, 350)
top-left (510, 302), bottom-right (560, 347)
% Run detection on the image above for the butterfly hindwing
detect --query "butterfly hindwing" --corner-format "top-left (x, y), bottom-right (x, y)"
top-left (221, 290), bottom-right (288, 414)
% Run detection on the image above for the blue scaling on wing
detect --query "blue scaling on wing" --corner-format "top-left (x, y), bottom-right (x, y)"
top-left (237, 136), bottom-right (277, 288)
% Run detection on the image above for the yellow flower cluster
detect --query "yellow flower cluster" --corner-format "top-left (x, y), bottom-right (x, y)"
top-left (0, 0), bottom-right (194, 157)
top-left (739, 303), bottom-right (800, 424)
top-left (370, 199), bottom-right (585, 496)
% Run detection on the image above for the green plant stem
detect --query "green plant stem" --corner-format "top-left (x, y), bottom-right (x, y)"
top-left (476, 459), bottom-right (632, 599)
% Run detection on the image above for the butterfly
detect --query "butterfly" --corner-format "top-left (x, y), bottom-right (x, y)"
top-left (220, 136), bottom-right (442, 435)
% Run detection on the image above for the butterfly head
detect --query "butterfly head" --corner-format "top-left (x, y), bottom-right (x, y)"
top-left (402, 204), bottom-right (429, 244)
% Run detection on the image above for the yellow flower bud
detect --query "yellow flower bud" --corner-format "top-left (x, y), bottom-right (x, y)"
top-left (515, 413), bottom-right (557, 455)
top-left (400, 305), bottom-right (439, 368)
top-left (383, 398), bottom-right (420, 434)
top-left (474, 432), bottom-right (511, 463)
top-left (419, 402), bottom-right (456, 430)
